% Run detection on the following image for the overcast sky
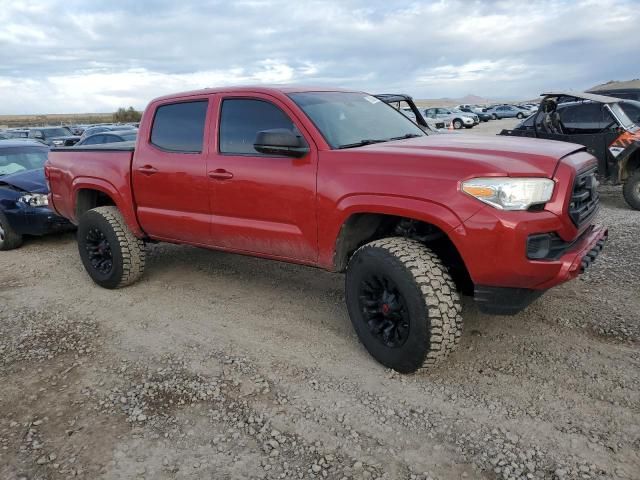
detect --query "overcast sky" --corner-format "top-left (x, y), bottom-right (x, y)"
top-left (0, 0), bottom-right (638, 114)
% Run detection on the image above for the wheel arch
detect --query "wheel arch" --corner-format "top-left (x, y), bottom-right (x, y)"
top-left (71, 178), bottom-right (144, 237)
top-left (331, 204), bottom-right (473, 294)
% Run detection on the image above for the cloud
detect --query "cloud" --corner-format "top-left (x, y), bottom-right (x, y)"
top-left (0, 0), bottom-right (638, 113)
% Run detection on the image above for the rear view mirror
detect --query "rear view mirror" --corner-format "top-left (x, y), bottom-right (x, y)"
top-left (254, 129), bottom-right (309, 158)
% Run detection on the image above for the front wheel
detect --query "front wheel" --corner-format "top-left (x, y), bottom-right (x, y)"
top-left (77, 206), bottom-right (146, 288)
top-left (516, 112), bottom-right (524, 119)
top-left (0, 212), bottom-right (23, 250)
top-left (345, 237), bottom-right (462, 373)
top-left (452, 119), bottom-right (463, 129)
top-left (623, 170), bottom-right (640, 210)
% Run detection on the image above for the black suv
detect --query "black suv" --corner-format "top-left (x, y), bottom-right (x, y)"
top-left (28, 127), bottom-right (80, 147)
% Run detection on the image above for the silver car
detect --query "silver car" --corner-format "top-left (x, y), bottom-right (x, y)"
top-left (424, 107), bottom-right (476, 129)
top-left (484, 105), bottom-right (527, 120)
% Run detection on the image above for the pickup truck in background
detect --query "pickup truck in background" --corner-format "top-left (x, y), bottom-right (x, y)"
top-left (46, 86), bottom-right (607, 373)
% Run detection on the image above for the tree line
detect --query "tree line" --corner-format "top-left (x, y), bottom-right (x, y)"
top-left (113, 107), bottom-right (142, 123)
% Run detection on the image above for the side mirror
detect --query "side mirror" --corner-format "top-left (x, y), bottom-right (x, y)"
top-left (254, 129), bottom-right (309, 158)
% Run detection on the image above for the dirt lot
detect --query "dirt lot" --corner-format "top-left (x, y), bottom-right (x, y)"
top-left (1, 121), bottom-right (639, 480)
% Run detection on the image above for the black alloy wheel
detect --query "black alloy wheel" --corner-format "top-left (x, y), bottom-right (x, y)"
top-left (85, 227), bottom-right (113, 275)
top-left (358, 273), bottom-right (410, 348)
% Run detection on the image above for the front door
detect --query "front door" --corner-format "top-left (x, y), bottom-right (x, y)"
top-left (132, 97), bottom-right (213, 244)
top-left (206, 94), bottom-right (318, 263)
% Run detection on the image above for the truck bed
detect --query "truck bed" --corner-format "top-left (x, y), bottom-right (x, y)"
top-left (52, 140), bottom-right (136, 152)
top-left (46, 142), bottom-right (137, 227)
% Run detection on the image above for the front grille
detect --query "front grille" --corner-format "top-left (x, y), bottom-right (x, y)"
top-left (569, 167), bottom-right (599, 227)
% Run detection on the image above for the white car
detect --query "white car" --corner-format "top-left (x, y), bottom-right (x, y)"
top-left (425, 107), bottom-right (476, 129)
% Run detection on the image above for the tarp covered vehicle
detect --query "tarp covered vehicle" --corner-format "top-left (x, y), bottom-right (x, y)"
top-left (501, 92), bottom-right (640, 209)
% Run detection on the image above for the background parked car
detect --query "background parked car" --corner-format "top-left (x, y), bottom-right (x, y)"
top-left (374, 93), bottom-right (446, 131)
top-left (4, 129), bottom-right (30, 139)
top-left (68, 125), bottom-right (86, 136)
top-left (75, 130), bottom-right (138, 146)
top-left (484, 105), bottom-right (527, 119)
top-left (79, 124), bottom-right (137, 141)
top-left (28, 126), bottom-right (80, 146)
top-left (458, 106), bottom-right (491, 122)
top-left (424, 107), bottom-right (475, 129)
top-left (0, 140), bottom-right (73, 250)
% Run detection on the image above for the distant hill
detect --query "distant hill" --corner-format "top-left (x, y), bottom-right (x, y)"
top-left (588, 79), bottom-right (640, 92)
top-left (415, 94), bottom-right (502, 108)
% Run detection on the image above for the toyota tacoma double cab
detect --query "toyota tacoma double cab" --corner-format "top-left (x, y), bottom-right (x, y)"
top-left (46, 87), bottom-right (608, 373)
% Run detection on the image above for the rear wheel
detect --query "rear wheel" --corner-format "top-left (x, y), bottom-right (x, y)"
top-left (77, 206), bottom-right (145, 288)
top-left (623, 170), bottom-right (640, 210)
top-left (452, 119), bottom-right (463, 129)
top-left (492, 113), bottom-right (499, 120)
top-left (516, 112), bottom-right (524, 119)
top-left (0, 212), bottom-right (23, 250)
top-left (345, 237), bottom-right (462, 373)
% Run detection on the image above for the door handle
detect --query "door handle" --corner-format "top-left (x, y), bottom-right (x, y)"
top-left (208, 169), bottom-right (234, 180)
top-left (137, 165), bottom-right (158, 175)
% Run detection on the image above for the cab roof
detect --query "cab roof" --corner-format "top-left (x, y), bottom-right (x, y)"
top-left (151, 85), bottom-right (360, 103)
top-left (541, 91), bottom-right (622, 104)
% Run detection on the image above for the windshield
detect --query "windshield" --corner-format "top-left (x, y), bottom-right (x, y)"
top-left (617, 101), bottom-right (640, 127)
top-left (0, 147), bottom-right (48, 176)
top-left (43, 127), bottom-right (72, 138)
top-left (288, 92), bottom-right (424, 149)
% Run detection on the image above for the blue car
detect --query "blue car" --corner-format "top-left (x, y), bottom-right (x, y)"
top-left (0, 140), bottom-right (73, 250)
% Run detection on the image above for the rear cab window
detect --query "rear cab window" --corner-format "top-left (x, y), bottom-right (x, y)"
top-left (150, 100), bottom-right (208, 153)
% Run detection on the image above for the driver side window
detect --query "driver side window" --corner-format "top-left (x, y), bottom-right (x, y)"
top-left (219, 99), bottom-right (297, 156)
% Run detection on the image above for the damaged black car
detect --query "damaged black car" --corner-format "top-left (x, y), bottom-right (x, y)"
top-left (501, 91), bottom-right (640, 210)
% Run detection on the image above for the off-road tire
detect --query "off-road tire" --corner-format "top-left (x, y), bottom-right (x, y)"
top-left (452, 119), bottom-right (463, 129)
top-left (77, 206), bottom-right (145, 288)
top-left (345, 237), bottom-right (462, 373)
top-left (623, 170), bottom-right (640, 210)
top-left (0, 212), bottom-right (23, 250)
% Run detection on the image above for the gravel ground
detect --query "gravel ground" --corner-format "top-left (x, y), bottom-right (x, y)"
top-left (1, 121), bottom-right (638, 480)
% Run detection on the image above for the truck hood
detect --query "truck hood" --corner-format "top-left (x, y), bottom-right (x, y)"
top-left (357, 134), bottom-right (586, 177)
top-left (0, 168), bottom-right (47, 193)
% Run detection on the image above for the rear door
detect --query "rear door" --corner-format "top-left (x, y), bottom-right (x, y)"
top-left (132, 96), bottom-right (213, 244)
top-left (206, 93), bottom-right (318, 262)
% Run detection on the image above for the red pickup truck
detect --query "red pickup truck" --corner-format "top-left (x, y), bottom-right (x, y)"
top-left (46, 86), bottom-right (607, 372)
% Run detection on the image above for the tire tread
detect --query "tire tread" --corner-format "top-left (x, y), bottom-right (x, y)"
top-left (85, 206), bottom-right (145, 287)
top-left (352, 237), bottom-right (462, 370)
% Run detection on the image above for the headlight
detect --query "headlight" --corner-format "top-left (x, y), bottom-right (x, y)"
top-left (461, 177), bottom-right (554, 210)
top-left (19, 193), bottom-right (49, 207)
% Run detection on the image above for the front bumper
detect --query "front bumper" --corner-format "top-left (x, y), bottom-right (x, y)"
top-left (452, 201), bottom-right (608, 313)
top-left (3, 205), bottom-right (73, 236)
top-left (473, 226), bottom-right (607, 314)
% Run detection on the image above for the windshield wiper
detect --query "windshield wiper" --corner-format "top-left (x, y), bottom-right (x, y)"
top-left (337, 139), bottom-right (388, 149)
top-left (389, 133), bottom-right (423, 141)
